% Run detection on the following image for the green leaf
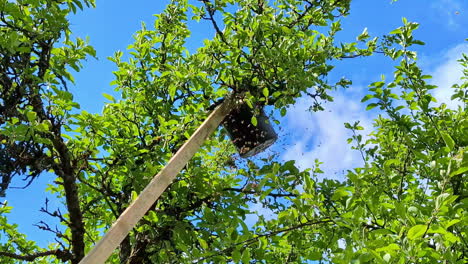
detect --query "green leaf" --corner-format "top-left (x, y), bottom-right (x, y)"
top-left (280, 107), bottom-right (287, 117)
top-left (102, 93), bottom-right (115, 102)
top-left (251, 116), bottom-right (258, 126)
top-left (409, 101), bottom-right (419, 110)
top-left (389, 28), bottom-right (402, 35)
top-left (384, 159), bottom-right (400, 167)
top-left (357, 27), bottom-right (369, 41)
top-left (308, 251), bottom-right (322, 260)
top-left (436, 193), bottom-right (457, 208)
top-left (450, 166), bottom-right (468, 177)
top-left (407, 224), bottom-right (427, 240)
top-left (84, 45), bottom-right (96, 57)
top-left (366, 103), bottom-right (378, 110)
top-left (332, 188), bottom-right (349, 201)
top-left (376, 243), bottom-right (401, 252)
top-left (444, 219), bottom-right (461, 229)
top-left (241, 248), bottom-right (251, 264)
top-left (361, 94), bottom-right (374, 102)
top-left (131, 191), bottom-right (138, 202)
top-left (26, 111), bottom-right (37, 122)
top-left (10, 117), bottom-right (19, 125)
top-left (198, 238), bottom-right (208, 249)
top-left (402, 17), bottom-right (408, 25)
top-left (36, 122), bottom-right (50, 132)
top-left (245, 99), bottom-right (253, 109)
top-left (232, 249), bottom-right (241, 263)
top-left (262, 87), bottom-right (269, 97)
top-left (441, 132), bottom-right (455, 151)
top-left (168, 85), bottom-right (177, 100)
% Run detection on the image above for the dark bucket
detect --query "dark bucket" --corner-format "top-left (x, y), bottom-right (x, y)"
top-left (222, 103), bottom-right (277, 158)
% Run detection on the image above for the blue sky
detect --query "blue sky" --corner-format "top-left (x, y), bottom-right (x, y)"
top-left (2, 0), bottom-right (468, 252)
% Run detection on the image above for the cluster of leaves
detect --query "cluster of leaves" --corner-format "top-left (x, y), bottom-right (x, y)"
top-left (0, 0), bottom-right (97, 263)
top-left (68, 0), bottom-right (374, 262)
top-left (0, 0), bottom-right (466, 264)
top-left (336, 20), bottom-right (467, 263)
top-left (0, 0), bottom-right (95, 194)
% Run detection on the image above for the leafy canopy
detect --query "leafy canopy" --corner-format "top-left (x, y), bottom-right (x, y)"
top-left (0, 0), bottom-right (466, 263)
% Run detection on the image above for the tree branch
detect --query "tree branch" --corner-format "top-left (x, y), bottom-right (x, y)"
top-left (223, 187), bottom-right (298, 198)
top-left (0, 249), bottom-right (72, 262)
top-left (202, 0), bottom-right (229, 46)
top-left (194, 218), bottom-right (333, 263)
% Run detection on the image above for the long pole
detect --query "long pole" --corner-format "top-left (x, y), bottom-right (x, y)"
top-left (79, 96), bottom-right (236, 264)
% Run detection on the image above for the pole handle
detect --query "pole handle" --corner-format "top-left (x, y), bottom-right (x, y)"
top-left (79, 96), bottom-right (235, 264)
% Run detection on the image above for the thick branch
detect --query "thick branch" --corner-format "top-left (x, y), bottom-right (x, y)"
top-left (30, 81), bottom-right (85, 264)
top-left (0, 249), bottom-right (72, 262)
top-left (223, 187), bottom-right (298, 197)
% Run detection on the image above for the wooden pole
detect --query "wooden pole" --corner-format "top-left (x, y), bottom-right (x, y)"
top-left (79, 96), bottom-right (236, 264)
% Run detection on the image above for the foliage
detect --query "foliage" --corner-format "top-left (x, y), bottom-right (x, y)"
top-left (339, 19), bottom-right (467, 263)
top-left (0, 0), bottom-right (466, 264)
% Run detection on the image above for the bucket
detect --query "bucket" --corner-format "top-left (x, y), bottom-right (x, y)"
top-left (223, 103), bottom-right (277, 158)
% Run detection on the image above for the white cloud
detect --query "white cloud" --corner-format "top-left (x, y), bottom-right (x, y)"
top-left (245, 198), bottom-right (276, 227)
top-left (430, 43), bottom-right (468, 109)
top-left (246, 92), bottom-right (375, 222)
top-left (278, 42), bottom-right (468, 181)
top-left (281, 89), bottom-right (374, 180)
top-left (248, 42), bottom-right (468, 226)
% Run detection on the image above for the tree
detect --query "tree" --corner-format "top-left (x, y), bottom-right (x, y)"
top-left (0, 0), bottom-right (466, 263)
